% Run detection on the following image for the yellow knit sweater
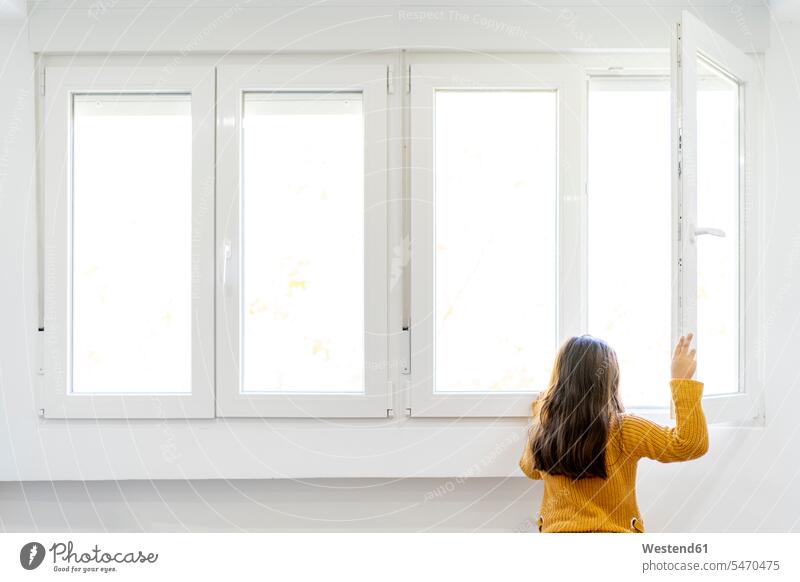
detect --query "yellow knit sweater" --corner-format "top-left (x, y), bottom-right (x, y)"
top-left (519, 379), bottom-right (708, 533)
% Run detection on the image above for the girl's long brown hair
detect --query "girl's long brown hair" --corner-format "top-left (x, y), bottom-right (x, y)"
top-left (529, 335), bottom-right (623, 480)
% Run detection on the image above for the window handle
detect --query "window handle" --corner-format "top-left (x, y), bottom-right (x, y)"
top-left (222, 240), bottom-right (232, 295)
top-left (692, 226), bottom-right (726, 242)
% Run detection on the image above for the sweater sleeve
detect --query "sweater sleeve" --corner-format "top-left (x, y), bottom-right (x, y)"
top-left (621, 379), bottom-right (709, 462)
top-left (519, 400), bottom-right (543, 480)
top-left (519, 437), bottom-right (543, 480)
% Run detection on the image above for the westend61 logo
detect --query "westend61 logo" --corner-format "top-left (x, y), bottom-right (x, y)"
top-left (19, 540), bottom-right (158, 574)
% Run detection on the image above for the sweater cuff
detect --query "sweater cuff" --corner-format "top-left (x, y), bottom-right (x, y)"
top-left (669, 379), bottom-right (704, 405)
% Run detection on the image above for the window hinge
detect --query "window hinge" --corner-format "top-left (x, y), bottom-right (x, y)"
top-left (387, 408), bottom-right (395, 418)
top-left (387, 66), bottom-right (394, 94)
top-left (39, 409), bottom-right (45, 418)
top-left (40, 67), bottom-right (46, 97)
top-left (405, 65), bottom-right (411, 94)
top-left (405, 407), bottom-right (412, 417)
top-left (36, 328), bottom-right (45, 376)
top-left (677, 160), bottom-right (682, 177)
top-left (400, 326), bottom-right (410, 375)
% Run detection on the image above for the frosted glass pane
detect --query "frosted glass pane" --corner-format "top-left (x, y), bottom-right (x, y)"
top-left (241, 92), bottom-right (364, 393)
top-left (696, 59), bottom-right (740, 395)
top-left (71, 94), bottom-right (192, 394)
top-left (434, 91), bottom-right (557, 393)
top-left (587, 80), bottom-right (672, 408)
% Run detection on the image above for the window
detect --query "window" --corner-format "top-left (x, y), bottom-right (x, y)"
top-left (694, 57), bottom-right (740, 398)
top-left (407, 26), bottom-right (759, 418)
top-left (585, 12), bottom-right (759, 418)
top-left (240, 92), bottom-right (365, 395)
top-left (674, 11), bottom-right (759, 422)
top-left (72, 94), bottom-right (192, 395)
top-left (42, 66), bottom-right (215, 418)
top-left (587, 77), bottom-right (673, 409)
top-left (434, 90), bottom-right (557, 393)
top-left (40, 45), bottom-right (759, 422)
top-left (409, 64), bottom-right (584, 417)
top-left (215, 64), bottom-right (390, 418)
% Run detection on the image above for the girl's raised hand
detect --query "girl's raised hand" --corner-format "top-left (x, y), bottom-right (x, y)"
top-left (671, 333), bottom-right (697, 380)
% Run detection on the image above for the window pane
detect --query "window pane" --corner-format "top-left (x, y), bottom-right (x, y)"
top-left (434, 90), bottom-right (557, 393)
top-left (588, 79), bottom-right (672, 408)
top-left (72, 94), bottom-right (192, 394)
top-left (696, 58), bottom-right (740, 396)
top-left (241, 92), bottom-right (364, 393)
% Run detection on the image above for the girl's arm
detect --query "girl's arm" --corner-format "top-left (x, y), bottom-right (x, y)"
top-left (621, 334), bottom-right (709, 462)
top-left (621, 379), bottom-right (708, 462)
top-left (519, 400), bottom-right (544, 479)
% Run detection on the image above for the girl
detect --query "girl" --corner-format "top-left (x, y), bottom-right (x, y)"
top-left (520, 333), bottom-right (708, 533)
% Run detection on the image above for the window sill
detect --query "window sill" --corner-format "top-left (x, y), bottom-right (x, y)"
top-left (11, 411), bottom-right (765, 482)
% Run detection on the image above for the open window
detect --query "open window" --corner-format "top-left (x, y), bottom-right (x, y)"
top-left (215, 64), bottom-right (391, 418)
top-left (41, 66), bottom-right (215, 418)
top-left (673, 11), bottom-right (761, 423)
top-left (408, 64), bottom-right (584, 417)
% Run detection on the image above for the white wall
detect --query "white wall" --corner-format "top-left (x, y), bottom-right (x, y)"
top-left (26, 1), bottom-right (769, 53)
top-left (2, 4), bottom-right (800, 532)
top-left (0, 478), bottom-right (543, 532)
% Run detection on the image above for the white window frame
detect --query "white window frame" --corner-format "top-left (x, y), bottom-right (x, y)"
top-left (215, 63), bottom-right (391, 418)
top-left (673, 12), bottom-right (762, 424)
top-left (41, 65), bottom-right (216, 419)
top-left (38, 50), bottom-right (763, 424)
top-left (408, 64), bottom-right (585, 418)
